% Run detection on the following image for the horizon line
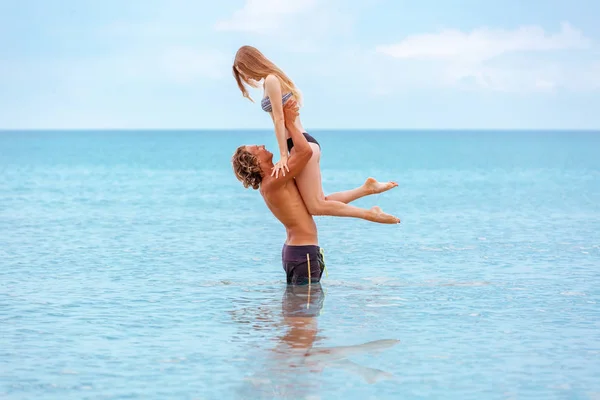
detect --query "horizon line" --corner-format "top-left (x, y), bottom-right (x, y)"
top-left (1, 128), bottom-right (599, 132)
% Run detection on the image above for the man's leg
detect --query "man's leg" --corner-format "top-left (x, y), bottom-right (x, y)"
top-left (325, 178), bottom-right (398, 204)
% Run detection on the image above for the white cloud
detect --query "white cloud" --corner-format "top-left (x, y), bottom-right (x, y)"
top-left (96, 17), bottom-right (229, 83)
top-left (373, 23), bottom-right (596, 93)
top-left (161, 47), bottom-right (228, 82)
top-left (376, 22), bottom-right (590, 62)
top-left (213, 0), bottom-right (354, 54)
top-left (214, 0), bottom-right (318, 34)
top-left (102, 21), bottom-right (200, 40)
top-left (58, 47), bottom-right (227, 89)
top-left (535, 79), bottom-right (556, 91)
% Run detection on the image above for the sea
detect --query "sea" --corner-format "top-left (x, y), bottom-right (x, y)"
top-left (1, 130), bottom-right (599, 399)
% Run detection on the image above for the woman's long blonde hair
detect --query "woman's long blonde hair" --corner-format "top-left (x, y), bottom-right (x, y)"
top-left (233, 45), bottom-right (302, 105)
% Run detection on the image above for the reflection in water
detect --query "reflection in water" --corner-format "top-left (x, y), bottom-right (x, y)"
top-left (233, 284), bottom-right (400, 398)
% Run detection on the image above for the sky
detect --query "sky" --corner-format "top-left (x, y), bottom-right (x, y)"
top-left (1, 0), bottom-right (599, 130)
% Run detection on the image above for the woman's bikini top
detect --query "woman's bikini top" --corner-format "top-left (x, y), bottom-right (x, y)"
top-left (261, 92), bottom-right (293, 112)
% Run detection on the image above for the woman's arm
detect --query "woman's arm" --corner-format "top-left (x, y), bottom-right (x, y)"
top-left (264, 74), bottom-right (290, 177)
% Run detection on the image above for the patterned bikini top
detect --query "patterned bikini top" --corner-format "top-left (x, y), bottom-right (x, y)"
top-left (261, 92), bottom-right (293, 112)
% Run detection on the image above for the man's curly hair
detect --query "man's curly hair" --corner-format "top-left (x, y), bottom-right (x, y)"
top-left (232, 145), bottom-right (263, 190)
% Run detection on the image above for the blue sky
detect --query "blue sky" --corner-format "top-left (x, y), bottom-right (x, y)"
top-left (1, 0), bottom-right (599, 129)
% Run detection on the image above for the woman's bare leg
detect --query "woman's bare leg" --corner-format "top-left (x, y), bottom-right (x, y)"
top-left (325, 178), bottom-right (398, 204)
top-left (293, 144), bottom-right (400, 224)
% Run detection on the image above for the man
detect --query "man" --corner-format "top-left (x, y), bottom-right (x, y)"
top-left (231, 100), bottom-right (400, 285)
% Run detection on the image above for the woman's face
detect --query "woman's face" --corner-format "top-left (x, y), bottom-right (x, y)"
top-left (236, 66), bottom-right (261, 85)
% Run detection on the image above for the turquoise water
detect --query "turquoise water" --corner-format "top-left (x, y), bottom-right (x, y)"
top-left (1, 130), bottom-right (599, 399)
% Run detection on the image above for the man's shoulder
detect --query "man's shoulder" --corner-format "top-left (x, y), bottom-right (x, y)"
top-left (260, 176), bottom-right (288, 193)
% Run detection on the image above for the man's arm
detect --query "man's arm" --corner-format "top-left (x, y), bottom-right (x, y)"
top-left (269, 99), bottom-right (313, 186)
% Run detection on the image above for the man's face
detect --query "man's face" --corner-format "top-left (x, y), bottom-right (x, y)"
top-left (246, 144), bottom-right (273, 165)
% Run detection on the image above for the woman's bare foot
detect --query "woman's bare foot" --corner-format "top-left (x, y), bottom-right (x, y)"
top-left (364, 177), bottom-right (398, 195)
top-left (366, 206), bottom-right (401, 224)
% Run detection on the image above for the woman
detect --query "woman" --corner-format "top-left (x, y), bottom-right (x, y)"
top-left (232, 45), bottom-right (400, 224)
